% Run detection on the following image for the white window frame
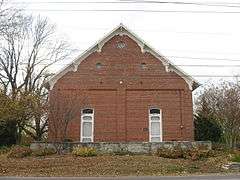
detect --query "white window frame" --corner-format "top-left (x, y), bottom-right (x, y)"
top-left (149, 108), bottom-right (162, 142)
top-left (80, 108), bottom-right (94, 142)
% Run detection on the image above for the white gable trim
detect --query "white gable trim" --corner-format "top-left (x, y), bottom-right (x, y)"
top-left (46, 24), bottom-right (200, 90)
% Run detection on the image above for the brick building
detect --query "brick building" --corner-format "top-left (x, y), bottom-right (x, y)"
top-left (46, 24), bottom-right (199, 142)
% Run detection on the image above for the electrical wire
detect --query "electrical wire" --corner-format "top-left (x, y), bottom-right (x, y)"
top-left (19, 62), bottom-right (240, 67)
top-left (20, 9), bottom-right (240, 13)
top-left (8, 0), bottom-right (240, 8)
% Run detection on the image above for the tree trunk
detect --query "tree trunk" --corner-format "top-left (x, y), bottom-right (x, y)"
top-left (16, 126), bottom-right (22, 145)
top-left (233, 136), bottom-right (237, 150)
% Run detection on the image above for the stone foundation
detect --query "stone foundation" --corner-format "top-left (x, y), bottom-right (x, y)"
top-left (30, 141), bottom-right (212, 154)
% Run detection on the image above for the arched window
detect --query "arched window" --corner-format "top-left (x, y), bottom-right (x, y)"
top-left (149, 108), bottom-right (162, 142)
top-left (82, 108), bottom-right (93, 114)
top-left (150, 108), bottom-right (160, 114)
top-left (81, 108), bottom-right (94, 142)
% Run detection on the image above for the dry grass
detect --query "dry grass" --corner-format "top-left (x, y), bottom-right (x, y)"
top-left (0, 153), bottom-right (237, 177)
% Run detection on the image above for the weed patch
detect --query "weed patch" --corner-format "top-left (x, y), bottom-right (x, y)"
top-left (72, 147), bottom-right (97, 157)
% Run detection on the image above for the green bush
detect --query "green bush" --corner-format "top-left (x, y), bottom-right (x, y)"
top-left (231, 154), bottom-right (240, 162)
top-left (72, 147), bottom-right (97, 157)
top-left (194, 113), bottom-right (222, 142)
top-left (0, 121), bottom-right (17, 146)
top-left (7, 145), bottom-right (32, 158)
top-left (156, 146), bottom-right (213, 160)
top-left (32, 147), bottom-right (56, 157)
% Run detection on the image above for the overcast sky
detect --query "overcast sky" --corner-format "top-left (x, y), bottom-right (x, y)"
top-left (9, 0), bottom-right (240, 92)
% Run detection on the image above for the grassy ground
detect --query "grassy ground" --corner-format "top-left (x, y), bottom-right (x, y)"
top-left (0, 153), bottom-right (239, 177)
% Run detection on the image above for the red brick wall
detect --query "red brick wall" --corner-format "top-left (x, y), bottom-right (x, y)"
top-left (48, 35), bottom-right (194, 142)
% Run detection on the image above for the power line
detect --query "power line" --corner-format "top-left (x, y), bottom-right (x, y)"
top-left (169, 56), bottom-right (240, 62)
top-left (22, 9), bottom-right (240, 13)
top-left (174, 64), bottom-right (240, 67)
top-left (61, 26), bottom-right (232, 36)
top-left (161, 49), bottom-right (240, 55)
top-left (8, 0), bottom-right (240, 8)
top-left (45, 73), bottom-right (240, 78)
top-left (19, 62), bottom-right (240, 67)
top-left (40, 46), bottom-right (240, 57)
top-left (6, 45), bottom-right (240, 55)
top-left (122, 0), bottom-right (240, 8)
top-left (17, 53), bottom-right (240, 62)
top-left (73, 54), bottom-right (240, 62)
top-left (6, 62), bottom-right (240, 78)
top-left (6, 45), bottom-right (240, 60)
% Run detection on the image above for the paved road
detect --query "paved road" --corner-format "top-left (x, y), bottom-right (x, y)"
top-left (0, 175), bottom-right (240, 180)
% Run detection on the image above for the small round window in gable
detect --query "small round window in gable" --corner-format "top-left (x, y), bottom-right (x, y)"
top-left (96, 62), bottom-right (102, 69)
top-left (116, 41), bottom-right (126, 49)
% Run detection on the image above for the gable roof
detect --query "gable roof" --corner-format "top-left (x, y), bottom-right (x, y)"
top-left (45, 24), bottom-right (200, 90)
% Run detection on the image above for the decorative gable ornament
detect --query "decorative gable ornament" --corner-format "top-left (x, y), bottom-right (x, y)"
top-left (45, 23), bottom-right (200, 90)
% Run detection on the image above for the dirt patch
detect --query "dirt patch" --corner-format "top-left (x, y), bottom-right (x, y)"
top-left (0, 154), bottom-right (238, 176)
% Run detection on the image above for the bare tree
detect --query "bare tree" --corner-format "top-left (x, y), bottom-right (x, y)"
top-left (0, 1), bottom-right (26, 38)
top-left (48, 92), bottom-right (88, 142)
top-left (47, 92), bottom-right (88, 154)
top-left (195, 81), bottom-right (240, 149)
top-left (0, 15), bottom-right (70, 96)
top-left (0, 2), bottom-right (73, 143)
